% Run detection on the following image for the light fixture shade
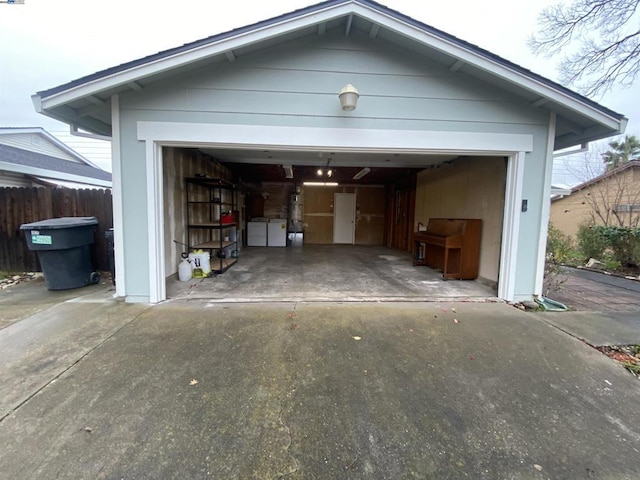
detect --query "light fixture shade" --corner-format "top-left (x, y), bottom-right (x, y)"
top-left (316, 168), bottom-right (323, 176)
top-left (353, 167), bottom-right (371, 180)
top-left (339, 84), bottom-right (359, 111)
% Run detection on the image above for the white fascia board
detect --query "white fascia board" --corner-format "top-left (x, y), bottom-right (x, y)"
top-left (37, 4), bottom-right (360, 111)
top-left (351, 4), bottom-right (624, 132)
top-left (138, 122), bottom-right (533, 154)
top-left (0, 161), bottom-right (112, 188)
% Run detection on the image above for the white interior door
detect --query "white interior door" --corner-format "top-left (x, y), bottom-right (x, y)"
top-left (333, 193), bottom-right (356, 244)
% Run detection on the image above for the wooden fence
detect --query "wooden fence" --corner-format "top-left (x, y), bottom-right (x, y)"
top-left (0, 187), bottom-right (113, 272)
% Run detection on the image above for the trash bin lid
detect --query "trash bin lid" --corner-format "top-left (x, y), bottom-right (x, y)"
top-left (20, 216), bottom-right (98, 230)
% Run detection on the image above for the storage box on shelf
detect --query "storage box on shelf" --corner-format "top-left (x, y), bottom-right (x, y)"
top-left (186, 177), bottom-right (238, 274)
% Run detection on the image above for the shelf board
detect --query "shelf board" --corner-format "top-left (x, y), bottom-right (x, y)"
top-left (212, 257), bottom-right (237, 273)
top-left (188, 222), bottom-right (237, 228)
top-left (192, 240), bottom-right (237, 250)
top-left (186, 177), bottom-right (235, 188)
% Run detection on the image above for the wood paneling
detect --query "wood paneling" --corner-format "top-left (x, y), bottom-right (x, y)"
top-left (163, 147), bottom-right (235, 276)
top-left (0, 187), bottom-right (112, 272)
top-left (303, 185), bottom-right (386, 245)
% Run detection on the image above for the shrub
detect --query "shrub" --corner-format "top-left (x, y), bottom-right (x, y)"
top-left (576, 223), bottom-right (608, 261)
top-left (546, 223), bottom-right (577, 265)
top-left (593, 226), bottom-right (640, 267)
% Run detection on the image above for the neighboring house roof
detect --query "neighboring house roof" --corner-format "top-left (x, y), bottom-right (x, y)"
top-left (32, 0), bottom-right (626, 150)
top-left (0, 143), bottom-right (112, 188)
top-left (0, 127), bottom-right (102, 169)
top-left (551, 160), bottom-right (640, 201)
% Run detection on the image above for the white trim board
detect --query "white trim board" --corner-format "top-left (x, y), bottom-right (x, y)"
top-left (111, 95), bottom-right (126, 297)
top-left (498, 152), bottom-right (525, 302)
top-left (138, 122), bottom-right (533, 153)
top-left (138, 121), bottom-right (529, 303)
top-left (534, 111), bottom-right (557, 296)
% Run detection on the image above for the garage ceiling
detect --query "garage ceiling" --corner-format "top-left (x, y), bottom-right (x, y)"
top-left (199, 148), bottom-right (458, 185)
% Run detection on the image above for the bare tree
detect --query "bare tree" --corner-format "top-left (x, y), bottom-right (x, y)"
top-left (555, 142), bottom-right (640, 227)
top-left (530, 0), bottom-right (640, 97)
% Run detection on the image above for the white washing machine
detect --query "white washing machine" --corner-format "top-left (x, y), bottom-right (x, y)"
top-left (247, 221), bottom-right (267, 246)
top-left (267, 219), bottom-right (287, 247)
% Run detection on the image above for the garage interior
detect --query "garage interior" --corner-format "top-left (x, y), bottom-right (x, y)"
top-left (163, 146), bottom-right (505, 302)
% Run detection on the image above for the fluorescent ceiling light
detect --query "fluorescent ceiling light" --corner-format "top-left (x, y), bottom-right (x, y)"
top-left (282, 165), bottom-right (293, 179)
top-left (303, 181), bottom-right (339, 187)
top-left (353, 167), bottom-right (371, 180)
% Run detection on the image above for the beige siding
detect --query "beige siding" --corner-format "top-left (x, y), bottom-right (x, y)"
top-left (550, 166), bottom-right (640, 238)
top-left (414, 157), bottom-right (506, 284)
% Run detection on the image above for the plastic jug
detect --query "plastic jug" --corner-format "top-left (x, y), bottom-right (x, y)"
top-left (178, 256), bottom-right (192, 281)
top-left (188, 251), bottom-right (211, 277)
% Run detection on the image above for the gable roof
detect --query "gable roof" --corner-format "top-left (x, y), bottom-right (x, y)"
top-left (552, 160), bottom-right (640, 201)
top-left (0, 127), bottom-right (101, 169)
top-left (0, 143), bottom-right (112, 188)
top-left (32, 0), bottom-right (626, 150)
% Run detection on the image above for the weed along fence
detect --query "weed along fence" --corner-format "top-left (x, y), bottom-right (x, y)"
top-left (0, 187), bottom-right (113, 273)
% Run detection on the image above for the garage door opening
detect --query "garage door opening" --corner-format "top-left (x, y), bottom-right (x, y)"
top-left (162, 146), bottom-right (506, 302)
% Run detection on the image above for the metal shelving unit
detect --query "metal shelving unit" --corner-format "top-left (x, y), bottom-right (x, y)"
top-left (186, 177), bottom-right (238, 274)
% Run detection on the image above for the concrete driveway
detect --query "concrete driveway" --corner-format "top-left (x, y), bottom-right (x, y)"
top-left (1, 281), bottom-right (640, 479)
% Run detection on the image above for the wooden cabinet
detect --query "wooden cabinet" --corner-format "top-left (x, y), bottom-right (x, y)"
top-left (412, 218), bottom-right (482, 280)
top-left (186, 178), bottom-right (238, 274)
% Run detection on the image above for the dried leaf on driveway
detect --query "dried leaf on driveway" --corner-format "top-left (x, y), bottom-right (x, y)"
top-left (353, 336), bottom-right (362, 341)
top-left (189, 379), bottom-right (199, 386)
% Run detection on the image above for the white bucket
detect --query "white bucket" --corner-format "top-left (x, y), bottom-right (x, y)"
top-left (188, 251), bottom-right (211, 277)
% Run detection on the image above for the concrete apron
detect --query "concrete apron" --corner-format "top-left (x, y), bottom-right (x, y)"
top-left (166, 245), bottom-right (498, 303)
top-left (1, 299), bottom-right (640, 479)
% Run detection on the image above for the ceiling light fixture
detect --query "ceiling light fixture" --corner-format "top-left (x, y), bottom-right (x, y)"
top-left (339, 84), bottom-right (359, 111)
top-left (283, 165), bottom-right (293, 179)
top-left (352, 167), bottom-right (371, 180)
top-left (317, 159), bottom-right (333, 177)
top-left (303, 181), bottom-right (339, 187)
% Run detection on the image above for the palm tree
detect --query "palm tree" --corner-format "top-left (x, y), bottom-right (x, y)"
top-left (602, 135), bottom-right (640, 170)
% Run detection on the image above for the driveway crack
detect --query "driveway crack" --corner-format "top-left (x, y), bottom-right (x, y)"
top-left (276, 382), bottom-right (299, 479)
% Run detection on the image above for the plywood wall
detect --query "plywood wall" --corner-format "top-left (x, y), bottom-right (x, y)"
top-left (261, 183), bottom-right (296, 219)
top-left (304, 185), bottom-right (386, 245)
top-left (163, 147), bottom-right (234, 277)
top-left (414, 157), bottom-right (506, 284)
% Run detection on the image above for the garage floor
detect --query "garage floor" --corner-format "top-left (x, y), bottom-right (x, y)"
top-left (166, 245), bottom-right (497, 302)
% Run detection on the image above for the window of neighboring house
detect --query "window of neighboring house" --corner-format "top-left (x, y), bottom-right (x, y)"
top-left (613, 204), bottom-right (640, 212)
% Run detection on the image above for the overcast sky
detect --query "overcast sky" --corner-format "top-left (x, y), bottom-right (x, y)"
top-left (1, 0), bottom-right (638, 185)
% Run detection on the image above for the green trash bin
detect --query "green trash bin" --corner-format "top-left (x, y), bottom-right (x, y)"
top-left (20, 216), bottom-right (100, 290)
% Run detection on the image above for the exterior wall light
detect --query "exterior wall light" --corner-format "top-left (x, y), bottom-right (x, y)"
top-left (339, 84), bottom-right (359, 111)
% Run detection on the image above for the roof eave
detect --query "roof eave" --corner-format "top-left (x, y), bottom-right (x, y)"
top-left (0, 160), bottom-right (112, 188)
top-left (34, 0), bottom-right (625, 141)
